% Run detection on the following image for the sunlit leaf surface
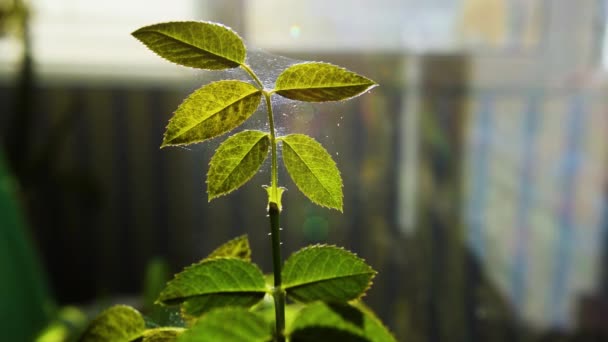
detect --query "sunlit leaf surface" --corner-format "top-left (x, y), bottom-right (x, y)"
top-left (282, 245), bottom-right (376, 302)
top-left (207, 130), bottom-right (270, 200)
top-left (132, 21), bottom-right (245, 70)
top-left (79, 305), bottom-right (145, 342)
top-left (281, 134), bottom-right (343, 211)
top-left (162, 81), bottom-right (262, 147)
top-left (274, 62), bottom-right (376, 102)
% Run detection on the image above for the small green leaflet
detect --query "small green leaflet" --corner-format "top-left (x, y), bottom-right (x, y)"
top-left (156, 258), bottom-right (266, 315)
top-left (78, 305), bottom-right (145, 342)
top-left (132, 21), bottom-right (246, 70)
top-left (207, 130), bottom-right (270, 200)
top-left (206, 235), bottom-right (251, 261)
top-left (132, 328), bottom-right (185, 342)
top-left (162, 81), bottom-right (262, 147)
top-left (274, 62), bottom-right (377, 102)
top-left (287, 302), bottom-right (396, 342)
top-left (281, 134), bottom-right (343, 211)
top-left (282, 245), bottom-right (376, 302)
top-left (177, 308), bottom-right (271, 342)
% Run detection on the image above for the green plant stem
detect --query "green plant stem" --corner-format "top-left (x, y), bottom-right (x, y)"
top-left (264, 92), bottom-right (279, 193)
top-left (241, 63), bottom-right (284, 341)
top-left (269, 202), bottom-right (285, 341)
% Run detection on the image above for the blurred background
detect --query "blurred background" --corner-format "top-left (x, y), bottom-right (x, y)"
top-left (1, 0), bottom-right (608, 341)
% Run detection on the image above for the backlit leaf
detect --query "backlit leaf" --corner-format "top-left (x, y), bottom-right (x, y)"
top-left (287, 302), bottom-right (396, 342)
top-left (206, 235), bottom-right (251, 261)
top-left (132, 21), bottom-right (245, 70)
top-left (282, 245), bottom-right (376, 302)
top-left (157, 258), bottom-right (266, 314)
top-left (274, 62), bottom-right (377, 102)
top-left (132, 328), bottom-right (185, 342)
top-left (281, 134), bottom-right (343, 211)
top-left (177, 308), bottom-right (271, 342)
top-left (207, 130), bottom-right (270, 200)
top-left (162, 81), bottom-right (262, 147)
top-left (78, 305), bottom-right (145, 342)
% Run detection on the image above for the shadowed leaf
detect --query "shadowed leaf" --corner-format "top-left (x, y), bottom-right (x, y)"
top-left (177, 308), bottom-right (271, 342)
top-left (132, 21), bottom-right (245, 70)
top-left (207, 130), bottom-right (270, 200)
top-left (281, 134), bottom-right (342, 210)
top-left (287, 302), bottom-right (396, 342)
top-left (162, 81), bottom-right (262, 147)
top-left (274, 62), bottom-right (376, 102)
top-left (282, 245), bottom-right (376, 302)
top-left (157, 258), bottom-right (266, 316)
top-left (180, 294), bottom-right (264, 325)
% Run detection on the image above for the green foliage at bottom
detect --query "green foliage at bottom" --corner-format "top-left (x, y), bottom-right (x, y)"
top-left (288, 302), bottom-right (396, 342)
top-left (78, 236), bottom-right (395, 342)
top-left (78, 305), bottom-right (145, 342)
top-left (177, 308), bottom-right (271, 342)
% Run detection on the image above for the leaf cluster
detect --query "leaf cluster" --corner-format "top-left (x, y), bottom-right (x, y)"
top-left (79, 236), bottom-right (394, 342)
top-left (78, 21), bottom-right (391, 342)
top-left (132, 21), bottom-right (377, 211)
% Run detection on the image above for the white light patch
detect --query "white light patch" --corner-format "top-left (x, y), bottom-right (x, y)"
top-left (290, 25), bottom-right (301, 38)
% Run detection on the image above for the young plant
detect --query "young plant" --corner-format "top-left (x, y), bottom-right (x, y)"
top-left (79, 21), bottom-right (394, 342)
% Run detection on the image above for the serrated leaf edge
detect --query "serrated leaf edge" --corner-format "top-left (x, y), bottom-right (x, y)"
top-left (282, 244), bottom-right (377, 301)
top-left (273, 61), bottom-right (378, 102)
top-left (161, 80), bottom-right (262, 147)
top-left (350, 301), bottom-right (398, 342)
top-left (132, 21), bottom-right (246, 70)
top-left (280, 135), bottom-right (343, 211)
top-left (156, 257), bottom-right (267, 305)
top-left (207, 130), bottom-right (270, 200)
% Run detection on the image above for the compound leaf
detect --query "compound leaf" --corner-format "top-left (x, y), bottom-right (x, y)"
top-left (79, 305), bottom-right (145, 342)
top-left (177, 308), bottom-right (271, 342)
top-left (157, 258), bottom-right (266, 315)
top-left (206, 235), bottom-right (251, 261)
top-left (287, 302), bottom-right (396, 342)
top-left (274, 62), bottom-right (376, 102)
top-left (207, 130), bottom-right (270, 200)
top-left (162, 81), bottom-right (262, 147)
top-left (281, 134), bottom-right (343, 211)
top-left (282, 245), bottom-right (376, 302)
top-left (132, 21), bottom-right (245, 70)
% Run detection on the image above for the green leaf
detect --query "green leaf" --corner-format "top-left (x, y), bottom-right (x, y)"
top-left (206, 235), bottom-right (251, 261)
top-left (157, 258), bottom-right (266, 316)
top-left (207, 130), bottom-right (270, 200)
top-left (177, 308), bottom-right (271, 342)
top-left (287, 302), bottom-right (396, 342)
top-left (274, 62), bottom-right (377, 102)
top-left (281, 134), bottom-right (343, 211)
top-left (132, 21), bottom-right (246, 70)
top-left (181, 294), bottom-right (264, 325)
top-left (78, 305), bottom-right (145, 342)
top-left (282, 245), bottom-right (376, 302)
top-left (162, 81), bottom-right (262, 147)
top-left (132, 328), bottom-right (185, 342)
